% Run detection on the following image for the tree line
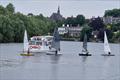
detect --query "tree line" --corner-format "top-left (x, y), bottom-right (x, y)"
top-left (0, 3), bottom-right (120, 43)
top-left (0, 3), bottom-right (56, 43)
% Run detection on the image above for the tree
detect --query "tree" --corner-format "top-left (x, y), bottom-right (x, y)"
top-left (0, 5), bottom-right (6, 15)
top-left (0, 15), bottom-right (14, 42)
top-left (6, 3), bottom-right (15, 14)
top-left (89, 17), bottom-right (105, 30)
top-left (80, 24), bottom-right (92, 41)
top-left (104, 9), bottom-right (120, 17)
top-left (76, 15), bottom-right (85, 26)
top-left (65, 16), bottom-right (76, 26)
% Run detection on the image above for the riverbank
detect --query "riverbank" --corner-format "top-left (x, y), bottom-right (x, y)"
top-left (60, 38), bottom-right (120, 43)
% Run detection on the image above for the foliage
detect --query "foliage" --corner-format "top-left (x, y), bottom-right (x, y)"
top-left (64, 15), bottom-right (85, 26)
top-left (0, 5), bottom-right (6, 15)
top-left (0, 3), bottom-right (56, 43)
top-left (89, 17), bottom-right (105, 31)
top-left (6, 3), bottom-right (15, 14)
top-left (76, 15), bottom-right (85, 26)
top-left (80, 24), bottom-right (92, 41)
top-left (104, 9), bottom-right (120, 17)
top-left (0, 3), bottom-right (119, 43)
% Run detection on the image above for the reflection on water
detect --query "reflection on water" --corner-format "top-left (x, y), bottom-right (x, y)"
top-left (81, 56), bottom-right (87, 80)
top-left (0, 42), bottom-right (120, 80)
top-left (49, 55), bottom-right (61, 64)
top-left (50, 55), bottom-right (61, 80)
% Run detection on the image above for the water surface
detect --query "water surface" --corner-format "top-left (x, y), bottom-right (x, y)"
top-left (0, 41), bottom-right (120, 80)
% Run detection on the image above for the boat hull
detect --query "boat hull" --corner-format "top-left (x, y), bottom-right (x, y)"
top-left (29, 46), bottom-right (50, 53)
top-left (79, 53), bottom-right (92, 56)
top-left (46, 53), bottom-right (62, 56)
top-left (101, 54), bottom-right (115, 56)
top-left (46, 49), bottom-right (62, 55)
top-left (20, 53), bottom-right (34, 56)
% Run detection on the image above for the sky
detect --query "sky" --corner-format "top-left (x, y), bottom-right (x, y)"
top-left (0, 0), bottom-right (120, 18)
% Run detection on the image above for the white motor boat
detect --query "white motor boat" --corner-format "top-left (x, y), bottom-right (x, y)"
top-left (29, 36), bottom-right (53, 53)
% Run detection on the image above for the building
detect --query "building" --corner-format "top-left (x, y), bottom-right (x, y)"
top-left (50, 6), bottom-right (64, 21)
top-left (58, 24), bottom-right (68, 35)
top-left (103, 16), bottom-right (120, 24)
top-left (58, 24), bottom-right (83, 37)
top-left (68, 26), bottom-right (82, 37)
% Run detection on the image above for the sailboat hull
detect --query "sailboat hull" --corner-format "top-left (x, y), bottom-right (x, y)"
top-left (101, 54), bottom-right (115, 56)
top-left (46, 49), bottom-right (62, 56)
top-left (46, 53), bottom-right (62, 56)
top-left (20, 53), bottom-right (34, 56)
top-left (79, 53), bottom-right (92, 56)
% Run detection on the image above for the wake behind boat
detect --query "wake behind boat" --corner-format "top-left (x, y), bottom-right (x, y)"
top-left (79, 34), bottom-right (91, 56)
top-left (101, 31), bottom-right (115, 56)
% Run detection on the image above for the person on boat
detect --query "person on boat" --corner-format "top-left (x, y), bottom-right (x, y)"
top-left (55, 50), bottom-right (58, 55)
top-left (108, 52), bottom-right (111, 55)
top-left (49, 45), bottom-right (51, 50)
top-left (27, 47), bottom-right (30, 54)
top-left (58, 48), bottom-right (60, 51)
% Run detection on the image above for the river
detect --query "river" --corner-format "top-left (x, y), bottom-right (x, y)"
top-left (0, 41), bottom-right (120, 80)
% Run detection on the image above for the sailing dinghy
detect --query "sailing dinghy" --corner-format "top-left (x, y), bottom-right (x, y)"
top-left (20, 30), bottom-right (34, 56)
top-left (101, 31), bottom-right (114, 56)
top-left (79, 34), bottom-right (91, 56)
top-left (46, 27), bottom-right (62, 55)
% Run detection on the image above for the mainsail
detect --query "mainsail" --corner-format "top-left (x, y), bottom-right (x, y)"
top-left (82, 34), bottom-right (88, 53)
top-left (104, 31), bottom-right (111, 54)
top-left (23, 30), bottom-right (29, 52)
top-left (51, 27), bottom-right (60, 51)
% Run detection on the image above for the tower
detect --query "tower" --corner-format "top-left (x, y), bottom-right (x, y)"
top-left (57, 6), bottom-right (60, 14)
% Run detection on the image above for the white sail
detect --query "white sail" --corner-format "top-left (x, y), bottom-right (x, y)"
top-left (23, 30), bottom-right (29, 52)
top-left (104, 31), bottom-right (111, 54)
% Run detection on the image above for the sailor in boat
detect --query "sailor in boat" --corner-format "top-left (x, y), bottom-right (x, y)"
top-left (108, 52), bottom-right (111, 55)
top-left (27, 47), bottom-right (30, 54)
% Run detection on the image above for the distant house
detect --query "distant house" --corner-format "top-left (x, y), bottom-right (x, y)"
top-left (58, 28), bottom-right (68, 35)
top-left (68, 26), bottom-right (82, 37)
top-left (50, 6), bottom-right (64, 21)
top-left (103, 16), bottom-right (120, 24)
top-left (58, 24), bottom-right (82, 37)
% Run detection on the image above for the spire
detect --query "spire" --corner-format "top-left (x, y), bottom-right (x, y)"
top-left (57, 6), bottom-right (60, 14)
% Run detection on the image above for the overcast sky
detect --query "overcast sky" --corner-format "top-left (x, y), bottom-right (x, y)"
top-left (0, 0), bottom-right (120, 18)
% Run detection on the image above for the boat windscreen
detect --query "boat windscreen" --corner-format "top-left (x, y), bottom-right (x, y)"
top-left (29, 41), bottom-right (35, 45)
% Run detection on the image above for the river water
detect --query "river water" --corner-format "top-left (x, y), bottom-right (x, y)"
top-left (0, 41), bottom-right (120, 80)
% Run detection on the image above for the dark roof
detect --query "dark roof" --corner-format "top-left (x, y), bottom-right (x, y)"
top-left (50, 13), bottom-right (63, 21)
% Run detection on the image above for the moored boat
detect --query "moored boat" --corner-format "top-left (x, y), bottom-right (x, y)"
top-left (29, 36), bottom-right (53, 53)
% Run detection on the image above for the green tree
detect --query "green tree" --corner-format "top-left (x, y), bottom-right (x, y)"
top-left (0, 5), bottom-right (6, 15)
top-left (76, 15), bottom-right (85, 26)
top-left (80, 24), bottom-right (92, 41)
top-left (0, 15), bottom-right (14, 42)
top-left (6, 3), bottom-right (15, 14)
top-left (104, 9), bottom-right (120, 17)
top-left (89, 17), bottom-right (105, 30)
top-left (65, 16), bottom-right (76, 26)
